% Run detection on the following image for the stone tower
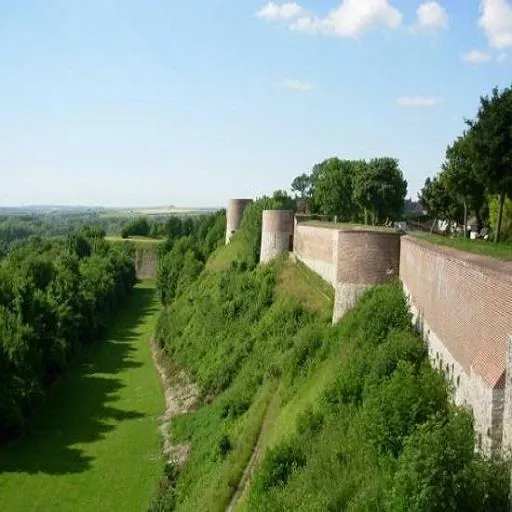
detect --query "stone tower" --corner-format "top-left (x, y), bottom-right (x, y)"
top-left (332, 230), bottom-right (401, 323)
top-left (259, 210), bottom-right (295, 264)
top-left (225, 199), bottom-right (253, 244)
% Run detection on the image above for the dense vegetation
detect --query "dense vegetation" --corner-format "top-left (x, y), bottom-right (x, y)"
top-left (151, 198), bottom-right (508, 511)
top-left (420, 85), bottom-right (512, 242)
top-left (121, 216), bottom-right (151, 238)
top-left (156, 210), bottom-right (228, 304)
top-left (0, 227), bottom-right (136, 440)
top-left (291, 157), bottom-right (407, 224)
top-left (0, 282), bottom-right (165, 512)
top-left (0, 211), bottom-right (184, 257)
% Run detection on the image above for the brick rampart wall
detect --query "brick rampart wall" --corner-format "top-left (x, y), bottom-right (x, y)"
top-left (336, 231), bottom-right (400, 284)
top-left (400, 236), bottom-right (512, 454)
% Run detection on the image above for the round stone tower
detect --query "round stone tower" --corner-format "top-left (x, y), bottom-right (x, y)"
top-left (225, 199), bottom-right (253, 244)
top-left (332, 230), bottom-right (401, 323)
top-left (259, 210), bottom-right (295, 264)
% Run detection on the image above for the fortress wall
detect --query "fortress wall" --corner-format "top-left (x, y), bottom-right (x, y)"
top-left (399, 236), bottom-right (512, 455)
top-left (333, 231), bottom-right (401, 322)
top-left (292, 224), bottom-right (338, 284)
top-left (135, 249), bottom-right (158, 280)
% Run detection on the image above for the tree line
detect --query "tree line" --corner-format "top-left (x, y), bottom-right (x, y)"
top-left (420, 85), bottom-right (512, 242)
top-left (291, 157), bottom-right (408, 225)
top-left (0, 227), bottom-right (136, 440)
top-left (156, 211), bottom-right (226, 304)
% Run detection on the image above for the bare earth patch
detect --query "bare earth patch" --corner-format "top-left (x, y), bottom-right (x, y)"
top-left (150, 338), bottom-right (199, 466)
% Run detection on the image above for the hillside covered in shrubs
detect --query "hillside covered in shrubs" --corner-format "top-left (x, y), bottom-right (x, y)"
top-left (152, 197), bottom-right (509, 511)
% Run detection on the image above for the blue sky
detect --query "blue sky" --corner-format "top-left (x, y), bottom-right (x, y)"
top-left (0, 0), bottom-right (511, 207)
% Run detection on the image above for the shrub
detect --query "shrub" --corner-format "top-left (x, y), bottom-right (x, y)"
top-left (253, 441), bottom-right (306, 493)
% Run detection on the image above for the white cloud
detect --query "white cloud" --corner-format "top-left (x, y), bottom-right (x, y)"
top-left (479, 0), bottom-right (512, 49)
top-left (289, 0), bottom-right (403, 38)
top-left (256, 2), bottom-right (304, 20)
top-left (278, 79), bottom-right (314, 91)
top-left (462, 49), bottom-right (491, 63)
top-left (397, 95), bottom-right (444, 107)
top-left (412, 1), bottom-right (449, 31)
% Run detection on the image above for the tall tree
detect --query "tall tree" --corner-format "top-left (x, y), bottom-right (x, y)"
top-left (290, 173), bottom-right (313, 199)
top-left (467, 86), bottom-right (512, 242)
top-left (353, 158), bottom-right (407, 224)
top-left (442, 132), bottom-right (487, 237)
top-left (310, 158), bottom-right (359, 221)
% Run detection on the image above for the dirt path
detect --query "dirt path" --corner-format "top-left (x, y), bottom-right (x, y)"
top-left (150, 339), bottom-right (198, 465)
top-left (226, 388), bottom-right (280, 512)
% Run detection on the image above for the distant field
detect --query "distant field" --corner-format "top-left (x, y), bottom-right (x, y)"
top-left (415, 233), bottom-right (512, 261)
top-left (100, 206), bottom-right (220, 218)
top-left (105, 236), bottom-right (165, 248)
top-left (0, 282), bottom-right (164, 512)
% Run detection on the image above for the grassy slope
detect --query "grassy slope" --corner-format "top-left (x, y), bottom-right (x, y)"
top-left (157, 241), bottom-right (336, 511)
top-left (155, 238), bottom-right (508, 511)
top-left (0, 282), bottom-right (164, 512)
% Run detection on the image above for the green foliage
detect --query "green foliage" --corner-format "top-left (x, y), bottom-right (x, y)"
top-left (421, 85), bottom-right (512, 241)
top-left (310, 158), bottom-right (360, 221)
top-left (385, 411), bottom-right (508, 511)
top-left (489, 195), bottom-right (512, 241)
top-left (291, 173), bottom-right (313, 199)
top-left (353, 157), bottom-right (408, 224)
top-left (246, 282), bottom-right (507, 511)
top-left (0, 282), bottom-right (165, 512)
top-left (0, 228), bottom-right (136, 438)
top-left (121, 216), bottom-right (151, 238)
top-left (156, 211), bottom-right (226, 304)
top-left (291, 157), bottom-right (407, 224)
top-left (236, 192), bottom-right (296, 268)
top-left (252, 440), bottom-right (306, 493)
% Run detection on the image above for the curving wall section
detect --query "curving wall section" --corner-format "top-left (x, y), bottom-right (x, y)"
top-left (333, 230), bottom-right (401, 323)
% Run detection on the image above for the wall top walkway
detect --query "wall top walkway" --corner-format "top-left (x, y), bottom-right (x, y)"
top-left (296, 219), bottom-right (397, 235)
top-left (403, 235), bottom-right (512, 284)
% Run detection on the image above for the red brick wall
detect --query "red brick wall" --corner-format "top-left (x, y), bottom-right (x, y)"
top-left (293, 224), bottom-right (336, 265)
top-left (336, 231), bottom-right (401, 285)
top-left (400, 236), bottom-right (512, 389)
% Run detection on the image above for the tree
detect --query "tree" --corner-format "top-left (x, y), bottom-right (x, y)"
top-left (467, 86), bottom-right (512, 242)
top-left (442, 132), bottom-right (487, 237)
top-left (353, 158), bottom-right (407, 224)
top-left (310, 158), bottom-right (359, 221)
top-left (121, 217), bottom-right (150, 239)
top-left (419, 175), bottom-right (463, 233)
top-left (291, 173), bottom-right (313, 199)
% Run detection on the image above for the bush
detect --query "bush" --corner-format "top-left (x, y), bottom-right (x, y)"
top-left (253, 441), bottom-right (306, 493)
top-left (121, 217), bottom-right (150, 238)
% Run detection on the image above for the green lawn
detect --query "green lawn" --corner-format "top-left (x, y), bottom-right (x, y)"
top-left (0, 282), bottom-right (164, 512)
top-left (414, 233), bottom-right (512, 261)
